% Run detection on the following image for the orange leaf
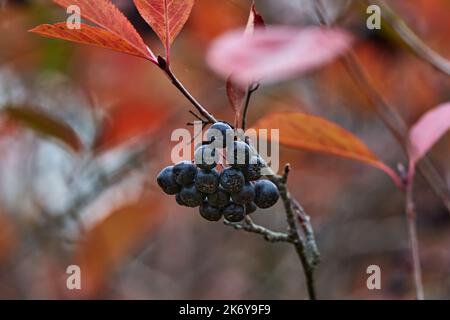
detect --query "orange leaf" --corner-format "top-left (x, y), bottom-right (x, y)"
top-left (75, 195), bottom-right (162, 296)
top-left (134, 0), bottom-right (194, 59)
top-left (31, 0), bottom-right (155, 61)
top-left (30, 23), bottom-right (150, 60)
top-left (252, 112), bottom-right (401, 187)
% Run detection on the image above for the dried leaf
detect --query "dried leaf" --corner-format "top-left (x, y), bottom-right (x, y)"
top-left (3, 106), bottom-right (83, 152)
top-left (207, 27), bottom-right (352, 86)
top-left (252, 111), bottom-right (401, 186)
top-left (133, 0), bottom-right (194, 59)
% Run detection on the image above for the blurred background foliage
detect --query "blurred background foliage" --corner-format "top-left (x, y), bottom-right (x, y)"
top-left (0, 0), bottom-right (449, 299)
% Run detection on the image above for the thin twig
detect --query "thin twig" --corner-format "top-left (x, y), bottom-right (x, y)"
top-left (405, 167), bottom-right (424, 300)
top-left (224, 216), bottom-right (293, 243)
top-left (158, 56), bottom-right (217, 124)
top-left (189, 110), bottom-right (207, 122)
top-left (241, 83), bottom-right (260, 130)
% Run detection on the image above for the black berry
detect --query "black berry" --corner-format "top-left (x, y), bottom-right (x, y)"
top-left (175, 193), bottom-right (187, 206)
top-left (194, 144), bottom-right (218, 170)
top-left (199, 202), bottom-right (222, 221)
top-left (223, 203), bottom-right (245, 222)
top-left (179, 185), bottom-right (205, 207)
top-left (231, 182), bottom-right (255, 205)
top-left (219, 167), bottom-right (245, 193)
top-left (242, 156), bottom-right (264, 181)
top-left (227, 140), bottom-right (252, 167)
top-left (173, 161), bottom-right (197, 186)
top-left (207, 187), bottom-right (230, 208)
top-left (206, 122), bottom-right (233, 148)
top-left (254, 180), bottom-right (280, 209)
top-left (195, 169), bottom-right (220, 194)
top-left (156, 166), bottom-right (181, 195)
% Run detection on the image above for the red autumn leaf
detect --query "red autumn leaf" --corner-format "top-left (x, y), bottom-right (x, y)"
top-left (30, 23), bottom-right (150, 60)
top-left (3, 106), bottom-right (83, 152)
top-left (207, 27), bottom-right (353, 86)
top-left (75, 194), bottom-right (162, 296)
top-left (133, 0), bottom-right (194, 60)
top-left (30, 0), bottom-right (155, 62)
top-left (252, 111), bottom-right (401, 187)
top-left (408, 102), bottom-right (450, 166)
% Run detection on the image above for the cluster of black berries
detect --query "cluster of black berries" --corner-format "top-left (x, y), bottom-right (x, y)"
top-left (157, 122), bottom-right (280, 222)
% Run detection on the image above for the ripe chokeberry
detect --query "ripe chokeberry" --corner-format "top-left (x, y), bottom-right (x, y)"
top-left (206, 121), bottom-right (233, 148)
top-left (254, 180), bottom-right (280, 209)
top-left (194, 144), bottom-right (218, 170)
top-left (195, 169), bottom-right (220, 194)
top-left (223, 203), bottom-right (245, 222)
top-left (176, 193), bottom-right (187, 206)
top-left (179, 185), bottom-right (205, 207)
top-left (199, 202), bottom-right (222, 221)
top-left (231, 182), bottom-right (255, 205)
top-left (173, 161), bottom-right (197, 186)
top-left (241, 156), bottom-right (264, 181)
top-left (157, 166), bottom-right (181, 195)
top-left (219, 167), bottom-right (245, 193)
top-left (227, 140), bottom-right (252, 168)
top-left (207, 187), bottom-right (230, 208)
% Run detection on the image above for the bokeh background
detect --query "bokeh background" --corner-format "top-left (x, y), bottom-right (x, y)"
top-left (0, 0), bottom-right (449, 299)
